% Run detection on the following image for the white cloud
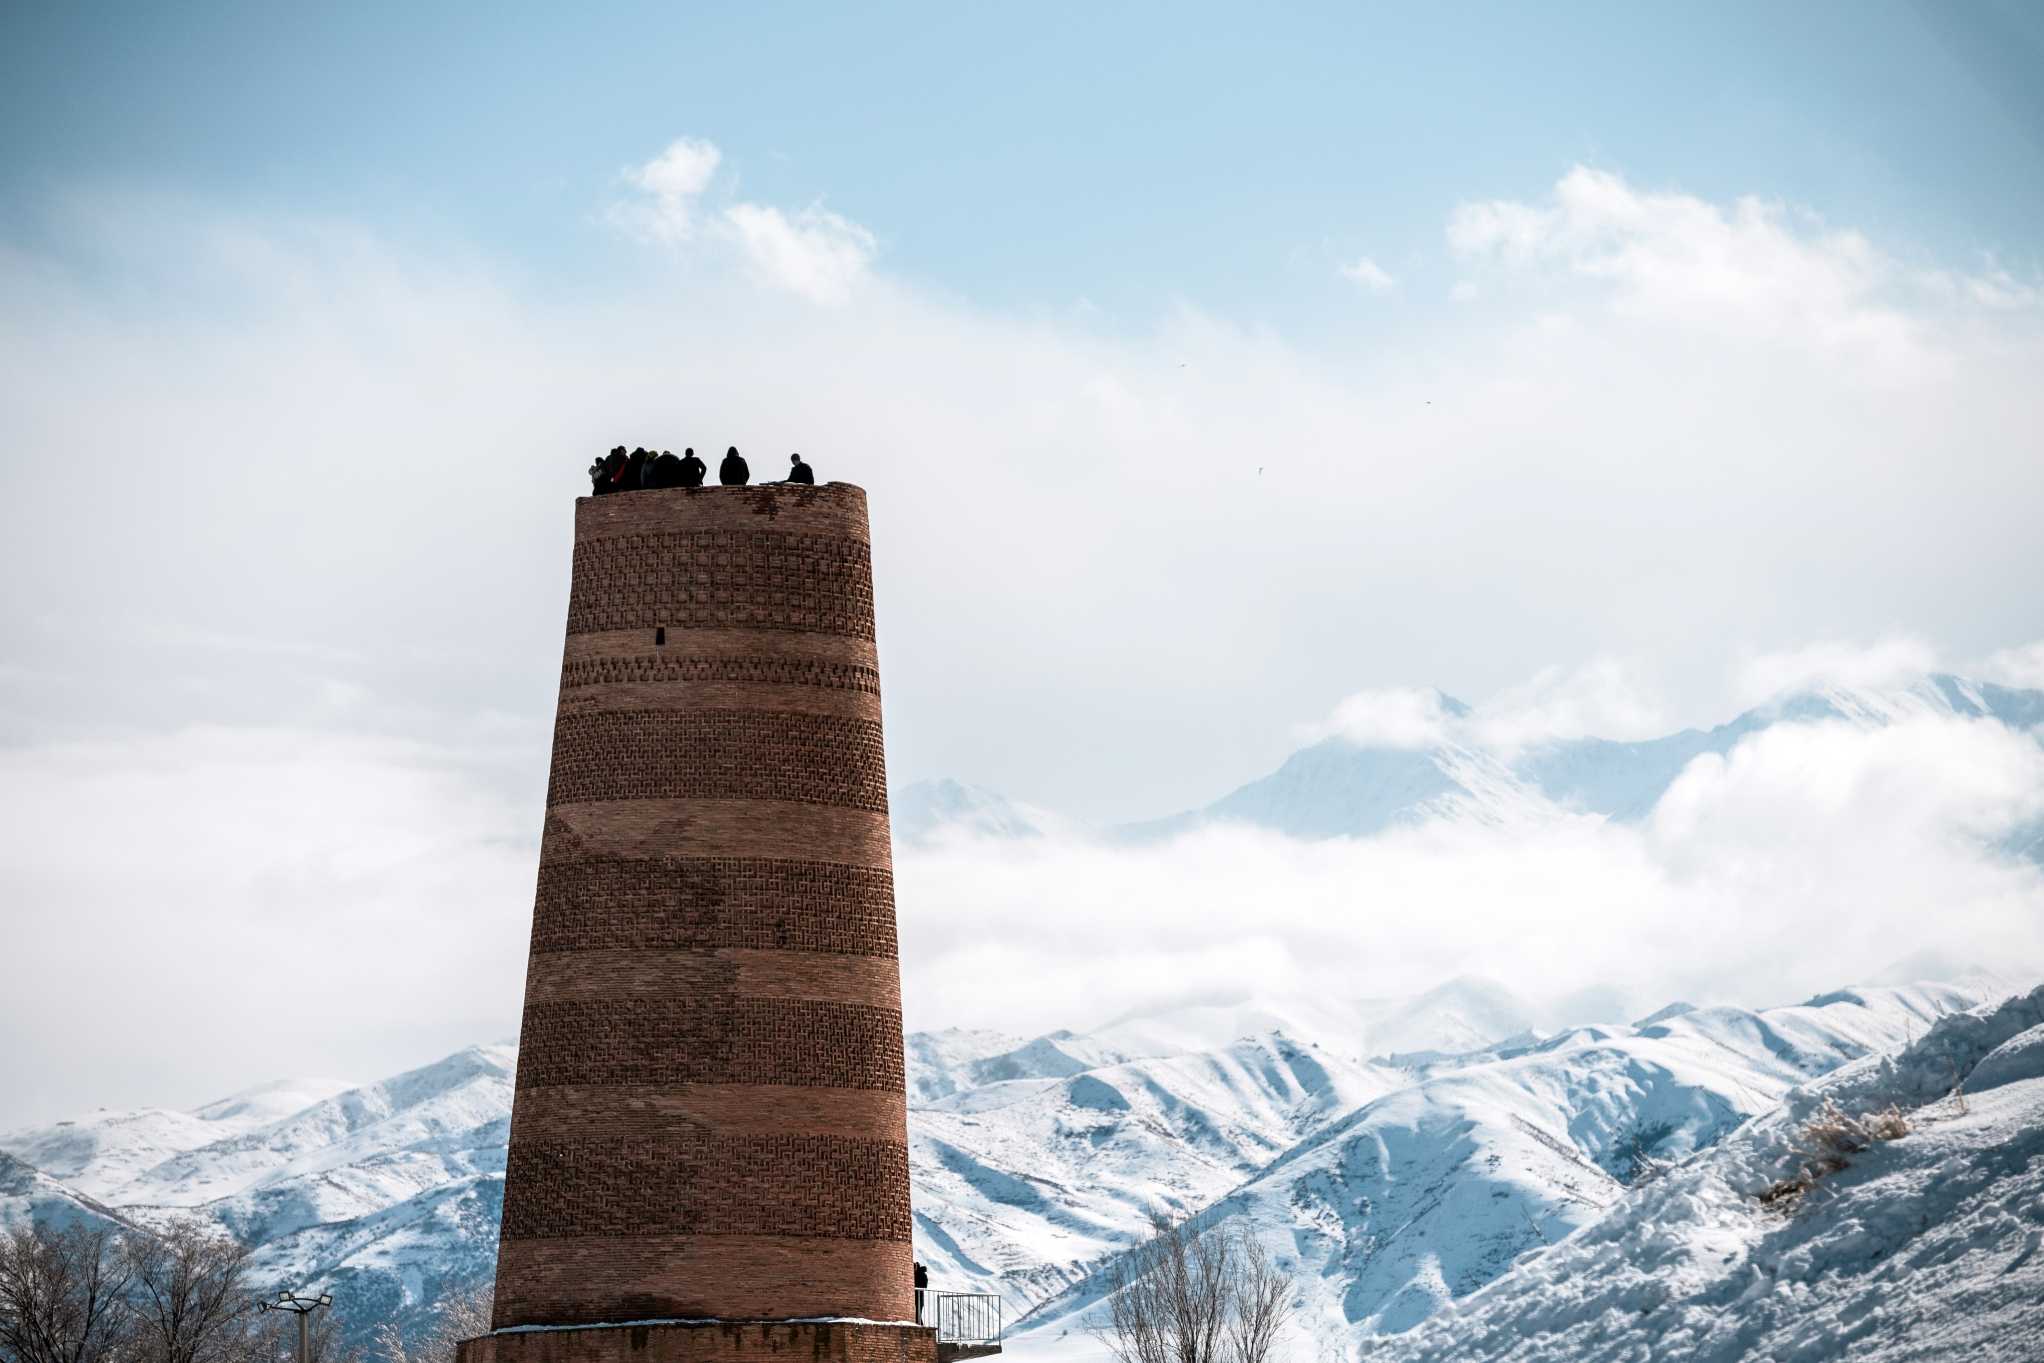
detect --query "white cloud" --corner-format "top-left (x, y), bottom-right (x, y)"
top-left (618, 136), bottom-right (723, 241)
top-left (611, 136), bottom-right (878, 306)
top-left (721, 202), bottom-right (876, 306)
top-left (1310, 660), bottom-right (1671, 753)
top-left (1312, 687), bottom-right (1458, 748)
top-left (1339, 256), bottom-right (1397, 292)
top-left (1470, 657), bottom-right (1671, 748)
top-left (897, 709), bottom-right (2044, 1038)
top-left (1447, 166), bottom-right (1923, 361)
top-left (1979, 640), bottom-right (2044, 692)
top-left (1733, 636), bottom-right (1943, 708)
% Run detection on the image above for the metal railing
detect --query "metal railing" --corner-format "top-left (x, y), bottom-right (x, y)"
top-left (916, 1290), bottom-right (1003, 1347)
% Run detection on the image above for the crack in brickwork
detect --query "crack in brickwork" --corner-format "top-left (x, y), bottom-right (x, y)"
top-left (501, 1132), bottom-right (912, 1241)
top-left (561, 655), bottom-right (882, 694)
top-left (547, 710), bottom-right (887, 811)
top-left (517, 998), bottom-right (907, 1092)
top-left (530, 859), bottom-right (898, 958)
top-left (565, 531), bottom-right (875, 639)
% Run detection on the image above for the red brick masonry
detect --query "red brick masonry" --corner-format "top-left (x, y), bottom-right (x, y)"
top-left (487, 485), bottom-right (915, 1337)
top-left (456, 1322), bottom-right (936, 1363)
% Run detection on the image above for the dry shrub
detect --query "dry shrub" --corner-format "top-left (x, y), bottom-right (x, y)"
top-left (1758, 1099), bottom-right (1911, 1210)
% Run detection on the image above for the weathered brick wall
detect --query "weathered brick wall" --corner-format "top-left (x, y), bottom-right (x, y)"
top-left (491, 484), bottom-right (914, 1330)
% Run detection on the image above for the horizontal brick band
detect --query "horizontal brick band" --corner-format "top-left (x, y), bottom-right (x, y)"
top-left (542, 803), bottom-right (893, 870)
top-left (548, 710), bottom-right (888, 812)
top-left (501, 1131), bottom-right (911, 1241)
top-left (491, 1234), bottom-right (914, 1329)
top-left (562, 654), bottom-right (881, 694)
top-left (525, 949), bottom-right (903, 1011)
top-left (508, 1084), bottom-right (908, 1143)
top-left (530, 857), bottom-right (897, 958)
top-left (564, 627), bottom-right (878, 670)
top-left (517, 997), bottom-right (906, 1092)
top-left (457, 1321), bottom-right (936, 1363)
top-left (574, 483), bottom-right (873, 549)
top-left (566, 530), bottom-right (874, 639)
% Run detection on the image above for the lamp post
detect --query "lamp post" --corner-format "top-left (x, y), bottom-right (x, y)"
top-left (259, 1290), bottom-right (332, 1363)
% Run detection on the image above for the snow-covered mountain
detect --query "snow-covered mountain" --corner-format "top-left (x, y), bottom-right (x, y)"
top-left (1010, 979), bottom-right (2009, 1358)
top-left (1372, 982), bottom-right (2044, 1363)
top-left (892, 778), bottom-right (1062, 845)
top-left (1095, 674), bottom-right (2044, 845)
top-left (5, 973), bottom-right (2024, 1359)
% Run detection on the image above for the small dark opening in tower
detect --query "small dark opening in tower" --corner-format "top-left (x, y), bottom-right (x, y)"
top-left (655, 627), bottom-right (666, 646)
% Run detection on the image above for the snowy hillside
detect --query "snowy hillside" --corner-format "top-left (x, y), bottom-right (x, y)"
top-left (1010, 979), bottom-right (2016, 1360)
top-left (7, 973), bottom-right (2022, 1358)
top-left (1373, 983), bottom-right (2044, 1363)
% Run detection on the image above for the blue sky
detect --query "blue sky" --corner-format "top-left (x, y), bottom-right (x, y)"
top-left (6, 1), bottom-right (2041, 329)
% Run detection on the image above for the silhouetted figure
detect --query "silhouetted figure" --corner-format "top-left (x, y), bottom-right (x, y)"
top-left (650, 450), bottom-right (682, 489)
top-left (679, 447), bottom-right (707, 488)
top-left (596, 448), bottom-right (627, 495)
top-left (787, 453), bottom-right (815, 485)
top-left (913, 1262), bottom-right (928, 1323)
top-left (719, 445), bottom-right (750, 486)
top-left (623, 448), bottom-right (650, 491)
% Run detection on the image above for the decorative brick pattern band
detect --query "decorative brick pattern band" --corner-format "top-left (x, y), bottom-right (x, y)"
top-left (523, 950), bottom-right (903, 1012)
top-left (530, 858), bottom-right (898, 958)
top-left (517, 998), bottom-right (907, 1092)
top-left (565, 531), bottom-right (875, 639)
top-left (547, 710), bottom-right (887, 812)
top-left (561, 655), bottom-right (881, 694)
top-left (501, 1132), bottom-right (912, 1241)
top-left (455, 1321), bottom-right (936, 1363)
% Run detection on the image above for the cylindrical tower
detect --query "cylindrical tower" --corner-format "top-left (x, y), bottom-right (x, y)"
top-left (465, 483), bottom-right (926, 1363)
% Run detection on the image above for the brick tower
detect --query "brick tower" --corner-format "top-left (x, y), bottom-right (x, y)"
top-left (458, 483), bottom-right (930, 1363)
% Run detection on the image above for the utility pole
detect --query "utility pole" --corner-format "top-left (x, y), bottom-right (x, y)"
top-left (259, 1290), bottom-right (332, 1363)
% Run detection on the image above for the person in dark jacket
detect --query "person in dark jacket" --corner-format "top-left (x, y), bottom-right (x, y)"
top-left (623, 448), bottom-right (650, 491)
top-left (679, 447), bottom-right (707, 488)
top-left (787, 453), bottom-right (815, 485)
top-left (596, 447), bottom-right (627, 494)
top-left (719, 445), bottom-right (750, 486)
top-left (650, 450), bottom-right (683, 488)
top-left (913, 1262), bottom-right (928, 1322)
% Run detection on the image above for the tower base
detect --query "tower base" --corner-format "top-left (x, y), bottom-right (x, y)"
top-left (455, 1322), bottom-right (937, 1363)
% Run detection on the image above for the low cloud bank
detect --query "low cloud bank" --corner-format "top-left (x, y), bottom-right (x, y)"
top-left (896, 705), bottom-right (2044, 1040)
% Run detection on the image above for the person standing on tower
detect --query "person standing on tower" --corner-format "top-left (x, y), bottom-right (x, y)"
top-left (787, 453), bottom-right (815, 485)
top-left (679, 447), bottom-right (707, 488)
top-left (719, 445), bottom-right (750, 485)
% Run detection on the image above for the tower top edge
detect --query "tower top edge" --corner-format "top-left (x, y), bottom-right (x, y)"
top-left (572, 482), bottom-right (871, 543)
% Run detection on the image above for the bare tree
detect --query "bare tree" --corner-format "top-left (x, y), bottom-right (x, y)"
top-left (121, 1222), bottom-right (253, 1363)
top-left (371, 1283), bottom-right (491, 1363)
top-left (1093, 1214), bottom-right (1292, 1363)
top-left (0, 1222), bottom-right (136, 1363)
top-left (1222, 1232), bottom-right (1292, 1363)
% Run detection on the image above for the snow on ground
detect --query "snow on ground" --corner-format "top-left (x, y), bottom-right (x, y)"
top-left (1373, 984), bottom-right (2044, 1363)
top-left (1010, 981), bottom-right (2004, 1360)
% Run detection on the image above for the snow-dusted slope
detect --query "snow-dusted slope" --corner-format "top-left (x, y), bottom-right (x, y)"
top-left (1012, 980), bottom-right (2005, 1359)
top-left (912, 1028), bottom-right (1401, 1307)
top-left (1375, 984), bottom-right (2044, 1363)
top-left (0, 1076), bottom-right (355, 1203)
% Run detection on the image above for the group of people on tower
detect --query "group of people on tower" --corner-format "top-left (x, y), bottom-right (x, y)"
top-left (588, 445), bottom-right (814, 494)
